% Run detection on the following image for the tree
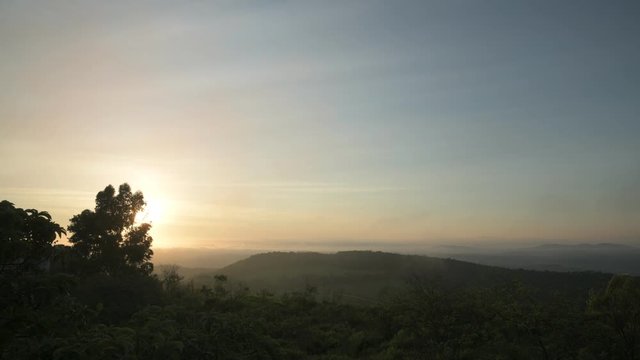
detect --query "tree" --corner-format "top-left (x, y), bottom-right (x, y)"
top-left (67, 183), bottom-right (154, 276)
top-left (160, 265), bottom-right (184, 296)
top-left (588, 275), bottom-right (640, 360)
top-left (0, 200), bottom-right (66, 274)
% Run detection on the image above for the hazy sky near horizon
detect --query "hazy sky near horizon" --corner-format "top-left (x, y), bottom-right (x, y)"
top-left (1, 1), bottom-right (639, 248)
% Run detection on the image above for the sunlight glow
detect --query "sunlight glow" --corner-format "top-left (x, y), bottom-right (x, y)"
top-left (135, 198), bottom-right (166, 225)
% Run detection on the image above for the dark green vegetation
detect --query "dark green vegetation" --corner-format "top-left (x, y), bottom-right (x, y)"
top-left (2, 185), bottom-right (640, 359)
top-left (199, 251), bottom-right (613, 304)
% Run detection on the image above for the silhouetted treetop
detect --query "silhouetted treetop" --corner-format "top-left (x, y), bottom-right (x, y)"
top-left (0, 200), bottom-right (66, 274)
top-left (67, 183), bottom-right (153, 276)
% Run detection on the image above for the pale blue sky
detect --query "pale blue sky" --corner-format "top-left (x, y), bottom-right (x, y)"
top-left (1, 1), bottom-right (639, 248)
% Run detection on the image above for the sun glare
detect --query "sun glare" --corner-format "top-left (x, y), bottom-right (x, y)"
top-left (135, 199), bottom-right (165, 225)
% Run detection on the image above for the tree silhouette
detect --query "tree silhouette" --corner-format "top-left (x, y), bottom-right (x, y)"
top-left (68, 184), bottom-right (154, 276)
top-left (0, 200), bottom-right (66, 274)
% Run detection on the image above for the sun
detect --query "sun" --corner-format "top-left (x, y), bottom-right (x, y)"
top-left (135, 198), bottom-right (165, 225)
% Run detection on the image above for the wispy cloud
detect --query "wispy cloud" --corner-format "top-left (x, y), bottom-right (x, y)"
top-left (201, 182), bottom-right (405, 194)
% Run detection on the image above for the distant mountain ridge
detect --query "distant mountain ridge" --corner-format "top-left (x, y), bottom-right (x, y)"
top-left (154, 243), bottom-right (640, 275)
top-left (188, 251), bottom-right (615, 304)
top-left (437, 243), bottom-right (640, 275)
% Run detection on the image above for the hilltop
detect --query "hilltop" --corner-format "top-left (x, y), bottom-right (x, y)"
top-left (183, 251), bottom-right (613, 303)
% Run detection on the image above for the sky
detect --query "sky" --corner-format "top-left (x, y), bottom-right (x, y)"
top-left (1, 0), bottom-right (639, 249)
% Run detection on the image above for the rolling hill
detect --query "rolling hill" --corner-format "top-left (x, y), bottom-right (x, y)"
top-left (187, 251), bottom-right (614, 304)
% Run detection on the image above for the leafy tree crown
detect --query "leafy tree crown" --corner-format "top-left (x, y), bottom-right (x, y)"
top-left (68, 183), bottom-right (154, 276)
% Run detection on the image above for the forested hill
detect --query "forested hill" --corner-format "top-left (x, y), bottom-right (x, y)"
top-left (207, 251), bottom-right (613, 302)
top-left (5, 189), bottom-right (640, 359)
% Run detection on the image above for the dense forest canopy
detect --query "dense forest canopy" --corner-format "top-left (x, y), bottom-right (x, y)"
top-left (1, 184), bottom-right (640, 359)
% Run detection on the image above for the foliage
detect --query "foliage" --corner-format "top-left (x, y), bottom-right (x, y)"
top-left (587, 275), bottom-right (640, 359)
top-left (3, 193), bottom-right (640, 359)
top-left (159, 265), bottom-right (184, 296)
top-left (0, 200), bottom-right (65, 274)
top-left (67, 184), bottom-right (153, 276)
